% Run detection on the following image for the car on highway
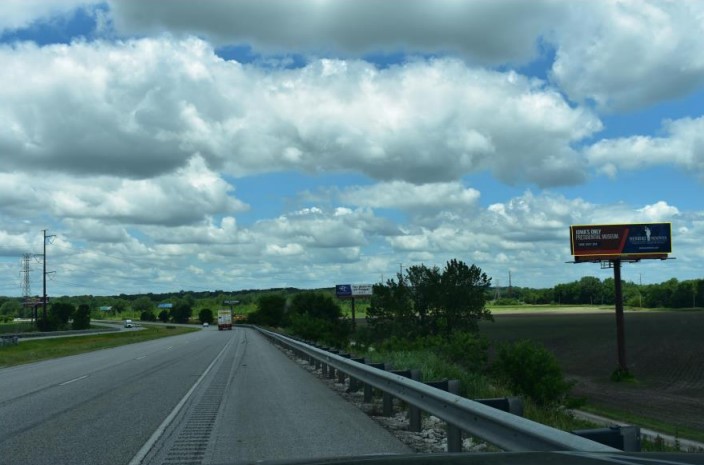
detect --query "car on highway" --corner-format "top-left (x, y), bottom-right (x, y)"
top-left (124, 319), bottom-right (133, 328)
top-left (202, 322), bottom-right (209, 327)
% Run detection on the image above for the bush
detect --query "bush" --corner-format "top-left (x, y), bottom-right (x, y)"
top-left (249, 295), bottom-right (286, 326)
top-left (437, 332), bottom-right (489, 373)
top-left (140, 311), bottom-right (157, 322)
top-left (493, 340), bottom-right (573, 406)
top-left (72, 304), bottom-right (91, 329)
top-left (288, 313), bottom-right (350, 348)
top-left (198, 308), bottom-right (214, 324)
top-left (158, 309), bottom-right (169, 323)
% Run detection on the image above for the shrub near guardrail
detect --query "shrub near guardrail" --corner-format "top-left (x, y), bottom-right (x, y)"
top-left (493, 339), bottom-right (574, 407)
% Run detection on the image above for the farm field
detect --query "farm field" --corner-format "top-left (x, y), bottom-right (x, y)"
top-left (479, 310), bottom-right (704, 436)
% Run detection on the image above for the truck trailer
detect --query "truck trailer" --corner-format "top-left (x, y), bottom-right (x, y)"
top-left (217, 309), bottom-right (233, 330)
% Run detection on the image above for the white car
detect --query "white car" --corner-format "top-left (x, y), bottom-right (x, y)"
top-left (202, 322), bottom-right (209, 327)
top-left (124, 319), bottom-right (133, 328)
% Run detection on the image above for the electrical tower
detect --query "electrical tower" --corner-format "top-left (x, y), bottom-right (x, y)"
top-left (21, 253), bottom-right (31, 298)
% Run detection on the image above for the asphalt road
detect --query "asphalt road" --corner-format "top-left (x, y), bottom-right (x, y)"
top-left (0, 326), bottom-right (409, 464)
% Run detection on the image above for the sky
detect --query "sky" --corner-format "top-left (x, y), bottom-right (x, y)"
top-left (0, 0), bottom-right (703, 297)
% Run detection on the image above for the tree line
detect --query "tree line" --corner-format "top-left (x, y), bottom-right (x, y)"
top-left (503, 276), bottom-right (704, 308)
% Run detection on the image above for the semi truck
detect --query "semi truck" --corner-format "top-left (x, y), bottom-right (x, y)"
top-left (217, 309), bottom-right (233, 330)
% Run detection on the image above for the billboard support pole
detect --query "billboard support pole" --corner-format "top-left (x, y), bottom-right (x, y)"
top-left (351, 297), bottom-right (356, 330)
top-left (613, 259), bottom-right (628, 374)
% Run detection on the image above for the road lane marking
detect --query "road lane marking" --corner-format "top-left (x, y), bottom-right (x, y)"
top-left (136, 356), bottom-right (147, 360)
top-left (167, 346), bottom-right (174, 350)
top-left (59, 375), bottom-right (88, 386)
top-left (128, 338), bottom-right (234, 465)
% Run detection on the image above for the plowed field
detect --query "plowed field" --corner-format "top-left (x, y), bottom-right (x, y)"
top-left (480, 310), bottom-right (704, 432)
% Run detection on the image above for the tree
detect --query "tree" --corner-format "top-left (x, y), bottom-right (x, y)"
top-left (0, 300), bottom-right (21, 319)
top-left (170, 302), bottom-right (192, 324)
top-left (198, 308), bottom-right (214, 324)
top-left (578, 276), bottom-right (603, 305)
top-left (132, 296), bottom-right (154, 314)
top-left (111, 298), bottom-right (128, 314)
top-left (38, 302), bottom-right (75, 331)
top-left (140, 311), bottom-right (156, 321)
top-left (72, 304), bottom-right (91, 330)
top-left (367, 276), bottom-right (415, 338)
top-left (289, 292), bottom-right (342, 322)
top-left (158, 309), bottom-right (170, 323)
top-left (439, 259), bottom-right (492, 336)
top-left (287, 292), bottom-right (349, 346)
top-left (368, 259), bottom-right (492, 340)
top-left (249, 295), bottom-right (286, 326)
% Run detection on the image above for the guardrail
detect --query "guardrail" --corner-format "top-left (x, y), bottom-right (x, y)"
top-left (253, 326), bottom-right (619, 453)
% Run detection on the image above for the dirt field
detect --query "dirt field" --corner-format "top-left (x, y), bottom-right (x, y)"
top-left (479, 310), bottom-right (704, 434)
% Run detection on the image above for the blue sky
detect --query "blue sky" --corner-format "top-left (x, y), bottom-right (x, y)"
top-left (0, 1), bottom-right (702, 297)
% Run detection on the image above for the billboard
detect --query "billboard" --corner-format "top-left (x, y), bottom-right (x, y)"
top-left (570, 223), bottom-right (671, 259)
top-left (335, 284), bottom-right (373, 298)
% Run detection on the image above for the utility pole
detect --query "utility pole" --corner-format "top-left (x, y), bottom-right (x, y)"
top-left (41, 229), bottom-right (56, 324)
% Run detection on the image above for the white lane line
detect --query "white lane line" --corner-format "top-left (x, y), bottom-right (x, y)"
top-left (167, 346), bottom-right (174, 350)
top-left (136, 356), bottom-right (147, 360)
top-left (59, 375), bottom-right (88, 386)
top-left (128, 338), bottom-right (233, 465)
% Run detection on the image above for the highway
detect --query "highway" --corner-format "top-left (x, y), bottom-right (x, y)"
top-left (0, 326), bottom-right (409, 464)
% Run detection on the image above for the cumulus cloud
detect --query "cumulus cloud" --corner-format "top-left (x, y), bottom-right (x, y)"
top-left (586, 116), bottom-right (704, 178)
top-left (551, 1), bottom-right (704, 111)
top-left (0, 155), bottom-right (247, 227)
top-left (107, 0), bottom-right (560, 65)
top-left (0, 37), bottom-right (600, 187)
top-left (7, 1), bottom-right (704, 113)
top-left (342, 181), bottom-right (480, 211)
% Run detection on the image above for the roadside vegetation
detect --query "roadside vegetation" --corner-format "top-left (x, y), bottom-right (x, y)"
top-left (1, 271), bottom-right (701, 446)
top-left (0, 324), bottom-right (198, 368)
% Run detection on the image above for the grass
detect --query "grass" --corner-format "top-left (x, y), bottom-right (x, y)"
top-left (0, 321), bottom-right (37, 335)
top-left (0, 324), bottom-right (198, 368)
top-left (581, 403), bottom-right (704, 446)
top-left (355, 343), bottom-right (602, 435)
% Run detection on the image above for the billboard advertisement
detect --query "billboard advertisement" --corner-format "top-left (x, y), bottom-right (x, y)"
top-left (335, 284), bottom-right (373, 298)
top-left (570, 223), bottom-right (671, 258)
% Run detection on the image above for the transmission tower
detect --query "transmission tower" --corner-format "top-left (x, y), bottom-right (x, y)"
top-left (21, 253), bottom-right (31, 299)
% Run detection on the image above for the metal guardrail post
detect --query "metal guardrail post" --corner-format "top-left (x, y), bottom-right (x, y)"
top-left (337, 354), bottom-right (350, 384)
top-left (476, 397), bottom-right (524, 417)
top-left (446, 380), bottom-right (462, 453)
top-left (364, 363), bottom-right (385, 402)
top-left (408, 369), bottom-right (422, 432)
top-left (349, 358), bottom-right (365, 392)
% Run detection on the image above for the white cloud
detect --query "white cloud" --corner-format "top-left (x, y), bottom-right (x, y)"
top-left (586, 117), bottom-right (704, 178)
top-left (342, 181), bottom-right (480, 211)
top-left (102, 1), bottom-right (704, 111)
top-left (0, 38), bottom-right (599, 187)
top-left (551, 1), bottom-right (704, 111)
top-left (637, 201), bottom-right (680, 223)
top-left (0, 156), bottom-right (246, 228)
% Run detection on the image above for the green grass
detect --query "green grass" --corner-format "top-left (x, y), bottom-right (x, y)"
top-left (356, 345), bottom-right (603, 435)
top-left (0, 321), bottom-right (37, 335)
top-left (581, 404), bottom-right (704, 446)
top-left (0, 324), bottom-right (198, 368)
